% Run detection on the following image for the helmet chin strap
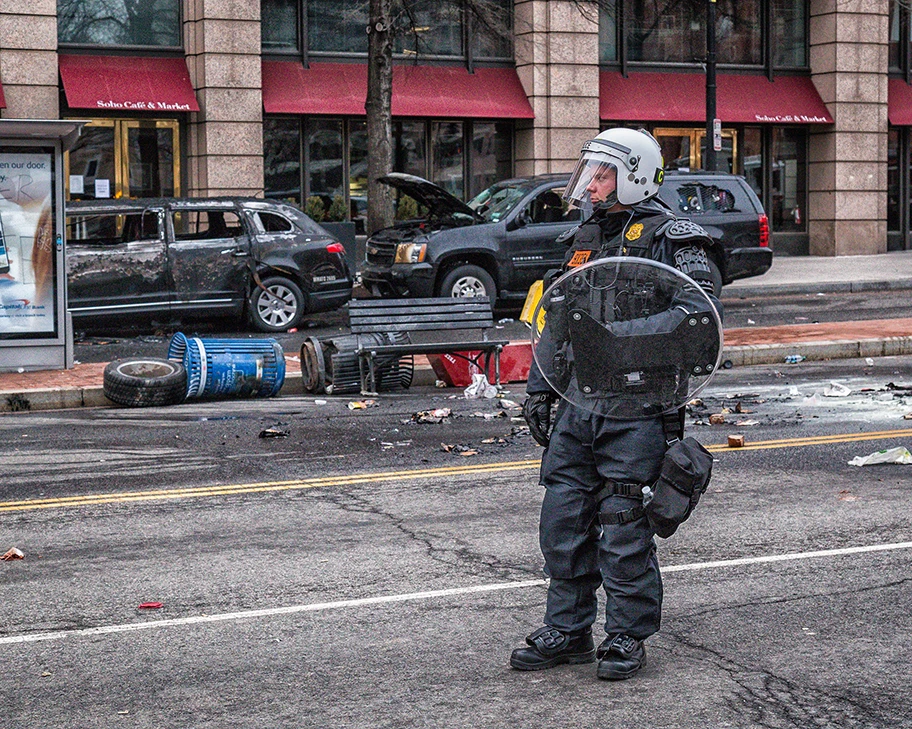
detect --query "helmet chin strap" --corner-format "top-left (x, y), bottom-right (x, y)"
top-left (592, 191), bottom-right (618, 210)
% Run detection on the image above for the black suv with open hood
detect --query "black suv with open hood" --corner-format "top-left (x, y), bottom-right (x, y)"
top-left (360, 171), bottom-right (772, 306)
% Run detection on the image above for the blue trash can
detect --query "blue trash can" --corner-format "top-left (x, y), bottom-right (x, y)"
top-left (167, 333), bottom-right (286, 399)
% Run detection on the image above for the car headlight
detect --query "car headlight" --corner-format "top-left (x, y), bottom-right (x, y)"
top-left (394, 243), bottom-right (427, 264)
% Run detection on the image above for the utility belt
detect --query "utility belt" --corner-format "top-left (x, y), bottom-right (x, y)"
top-left (596, 410), bottom-right (713, 538)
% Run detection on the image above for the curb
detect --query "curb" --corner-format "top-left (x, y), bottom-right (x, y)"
top-left (723, 278), bottom-right (912, 299)
top-left (6, 335), bottom-right (912, 413)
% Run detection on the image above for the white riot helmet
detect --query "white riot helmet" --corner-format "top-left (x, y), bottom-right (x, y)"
top-left (563, 128), bottom-right (665, 210)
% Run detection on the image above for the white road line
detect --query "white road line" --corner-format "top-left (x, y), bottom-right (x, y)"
top-left (3, 541), bottom-right (911, 647)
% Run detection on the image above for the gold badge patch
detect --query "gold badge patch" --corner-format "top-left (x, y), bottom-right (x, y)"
top-left (568, 250), bottom-right (592, 267)
top-left (625, 223), bottom-right (644, 241)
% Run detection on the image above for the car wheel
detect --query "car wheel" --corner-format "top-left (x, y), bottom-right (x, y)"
top-left (439, 264), bottom-right (497, 307)
top-left (103, 358), bottom-right (187, 408)
top-left (708, 258), bottom-right (723, 298)
top-left (250, 276), bottom-right (306, 332)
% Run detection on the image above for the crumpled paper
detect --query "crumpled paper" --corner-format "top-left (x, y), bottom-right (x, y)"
top-left (847, 446), bottom-right (912, 467)
top-left (463, 373), bottom-right (498, 399)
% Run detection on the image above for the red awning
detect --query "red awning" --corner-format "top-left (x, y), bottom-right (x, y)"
top-left (262, 61), bottom-right (534, 119)
top-left (889, 78), bottom-right (912, 125)
top-left (59, 54), bottom-right (200, 112)
top-left (600, 71), bottom-right (832, 124)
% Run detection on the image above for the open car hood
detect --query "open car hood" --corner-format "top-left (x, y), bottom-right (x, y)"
top-left (377, 173), bottom-right (483, 223)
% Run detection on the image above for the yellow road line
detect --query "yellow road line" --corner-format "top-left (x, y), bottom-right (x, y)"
top-left (2, 428), bottom-right (911, 514)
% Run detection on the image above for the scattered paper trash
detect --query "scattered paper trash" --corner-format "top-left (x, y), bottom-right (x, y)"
top-left (259, 427), bottom-right (289, 438)
top-left (435, 380), bottom-right (447, 388)
top-left (823, 381), bottom-right (851, 397)
top-left (709, 414), bottom-right (726, 425)
top-left (413, 408), bottom-right (452, 423)
top-left (138, 602), bottom-right (164, 609)
top-left (848, 446), bottom-right (912, 467)
top-left (348, 399), bottom-right (378, 410)
top-left (838, 490), bottom-right (858, 502)
top-left (734, 419), bottom-right (759, 427)
top-left (464, 373), bottom-right (498, 399)
top-left (498, 399), bottom-right (521, 409)
top-left (440, 443), bottom-right (478, 456)
top-left (784, 354), bottom-right (806, 364)
top-left (727, 434), bottom-right (745, 448)
top-left (1, 547), bottom-right (24, 561)
top-left (865, 358), bottom-right (875, 366)
top-left (801, 393), bottom-right (825, 406)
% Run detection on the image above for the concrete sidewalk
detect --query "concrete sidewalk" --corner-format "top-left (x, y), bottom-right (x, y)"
top-left (3, 250), bottom-right (912, 412)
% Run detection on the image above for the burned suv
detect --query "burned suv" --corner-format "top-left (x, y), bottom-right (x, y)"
top-left (360, 171), bottom-right (771, 305)
top-left (66, 197), bottom-right (353, 332)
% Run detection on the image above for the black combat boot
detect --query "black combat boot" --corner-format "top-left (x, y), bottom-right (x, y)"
top-left (510, 626), bottom-right (596, 671)
top-left (596, 634), bottom-right (646, 680)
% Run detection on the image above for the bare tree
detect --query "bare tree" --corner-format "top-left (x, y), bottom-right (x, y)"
top-left (364, 0), bottom-right (513, 234)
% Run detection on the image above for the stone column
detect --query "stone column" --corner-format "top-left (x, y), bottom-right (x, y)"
top-left (183, 0), bottom-right (263, 197)
top-left (514, 0), bottom-right (600, 176)
top-left (808, 0), bottom-right (889, 255)
top-left (0, 1), bottom-right (58, 119)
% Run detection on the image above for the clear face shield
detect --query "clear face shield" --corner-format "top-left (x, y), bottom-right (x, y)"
top-left (562, 156), bottom-right (619, 210)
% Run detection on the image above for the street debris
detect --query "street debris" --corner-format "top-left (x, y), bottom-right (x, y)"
top-left (498, 399), bottom-right (521, 410)
top-left (435, 380), bottom-right (448, 388)
top-left (709, 414), bottom-right (726, 425)
top-left (380, 440), bottom-right (413, 449)
top-left (413, 408), bottom-right (452, 423)
top-left (348, 399), bottom-right (378, 410)
top-left (838, 490), bottom-right (858, 501)
top-left (734, 419), bottom-right (759, 427)
top-left (464, 373), bottom-right (498, 399)
top-left (784, 354), bottom-right (806, 364)
top-left (259, 427), bottom-right (289, 438)
top-left (470, 411), bottom-right (508, 419)
top-left (137, 602), bottom-right (164, 609)
top-left (1, 547), bottom-right (24, 561)
top-left (866, 358), bottom-right (875, 366)
top-left (823, 381), bottom-right (851, 397)
top-left (727, 434), bottom-right (745, 448)
top-left (440, 443), bottom-right (478, 456)
top-left (848, 446), bottom-right (912, 467)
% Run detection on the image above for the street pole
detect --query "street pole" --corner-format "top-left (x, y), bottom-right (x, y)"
top-left (705, 0), bottom-right (717, 171)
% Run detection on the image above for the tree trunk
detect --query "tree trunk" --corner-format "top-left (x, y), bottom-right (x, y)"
top-left (366, 0), bottom-right (395, 236)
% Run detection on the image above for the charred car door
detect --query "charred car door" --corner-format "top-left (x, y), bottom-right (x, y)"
top-left (167, 206), bottom-right (250, 317)
top-left (66, 207), bottom-right (170, 319)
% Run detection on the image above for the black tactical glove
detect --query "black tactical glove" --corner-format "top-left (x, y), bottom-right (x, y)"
top-left (523, 392), bottom-right (555, 447)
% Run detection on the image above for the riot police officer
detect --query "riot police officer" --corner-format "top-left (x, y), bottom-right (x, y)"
top-left (511, 128), bottom-right (721, 680)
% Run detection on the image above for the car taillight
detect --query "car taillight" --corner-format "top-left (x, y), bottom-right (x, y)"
top-left (758, 214), bottom-right (769, 248)
top-left (326, 242), bottom-right (345, 254)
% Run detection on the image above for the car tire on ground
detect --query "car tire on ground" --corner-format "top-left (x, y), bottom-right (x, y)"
top-left (439, 264), bottom-right (497, 307)
top-left (250, 276), bottom-right (306, 333)
top-left (103, 358), bottom-right (187, 408)
top-left (708, 258), bottom-right (723, 298)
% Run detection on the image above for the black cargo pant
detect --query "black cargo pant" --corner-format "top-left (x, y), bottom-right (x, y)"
top-left (538, 402), bottom-right (666, 639)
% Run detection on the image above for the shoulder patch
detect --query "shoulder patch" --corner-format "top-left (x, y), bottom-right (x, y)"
top-left (568, 249), bottom-right (592, 267)
top-left (556, 225), bottom-right (580, 245)
top-left (664, 219), bottom-right (711, 241)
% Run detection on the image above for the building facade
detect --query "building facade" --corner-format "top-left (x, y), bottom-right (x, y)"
top-left (0, 0), bottom-right (905, 256)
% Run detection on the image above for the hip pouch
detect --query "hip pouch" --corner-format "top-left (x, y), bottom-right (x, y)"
top-left (645, 437), bottom-right (713, 538)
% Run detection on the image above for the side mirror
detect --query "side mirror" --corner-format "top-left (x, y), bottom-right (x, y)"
top-left (506, 211), bottom-right (530, 231)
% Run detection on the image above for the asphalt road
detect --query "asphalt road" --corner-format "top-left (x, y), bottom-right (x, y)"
top-left (69, 286), bottom-right (912, 367)
top-left (1, 356), bottom-right (911, 728)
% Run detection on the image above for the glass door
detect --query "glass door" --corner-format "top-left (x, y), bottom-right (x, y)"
top-left (653, 127), bottom-right (738, 172)
top-left (65, 119), bottom-right (180, 200)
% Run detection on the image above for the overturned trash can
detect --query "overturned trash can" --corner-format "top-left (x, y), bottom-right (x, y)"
top-left (168, 333), bottom-right (286, 399)
top-left (300, 334), bottom-right (413, 395)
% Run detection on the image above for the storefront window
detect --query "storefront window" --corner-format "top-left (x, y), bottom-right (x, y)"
top-left (263, 0), bottom-right (300, 52)
top-left (770, 128), bottom-right (807, 232)
top-left (308, 119), bottom-right (345, 212)
top-left (742, 127), bottom-right (763, 198)
top-left (126, 124), bottom-right (176, 198)
top-left (602, 1), bottom-right (805, 69)
top-left (58, 0), bottom-right (181, 47)
top-left (308, 0), bottom-right (369, 54)
top-left (773, 0), bottom-right (807, 67)
top-left (264, 118), bottom-right (302, 204)
top-left (470, 0), bottom-right (513, 59)
top-left (470, 122), bottom-right (512, 197)
top-left (395, 5), bottom-right (462, 57)
top-left (394, 122), bottom-right (427, 178)
top-left (888, 129), bottom-right (901, 231)
top-left (432, 122), bottom-right (465, 197)
top-left (350, 121), bottom-right (369, 230)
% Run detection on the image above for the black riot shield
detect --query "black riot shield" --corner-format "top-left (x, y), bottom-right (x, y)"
top-left (531, 257), bottom-right (723, 419)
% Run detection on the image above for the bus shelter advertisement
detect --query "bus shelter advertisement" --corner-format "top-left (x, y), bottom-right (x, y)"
top-left (0, 149), bottom-right (56, 336)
